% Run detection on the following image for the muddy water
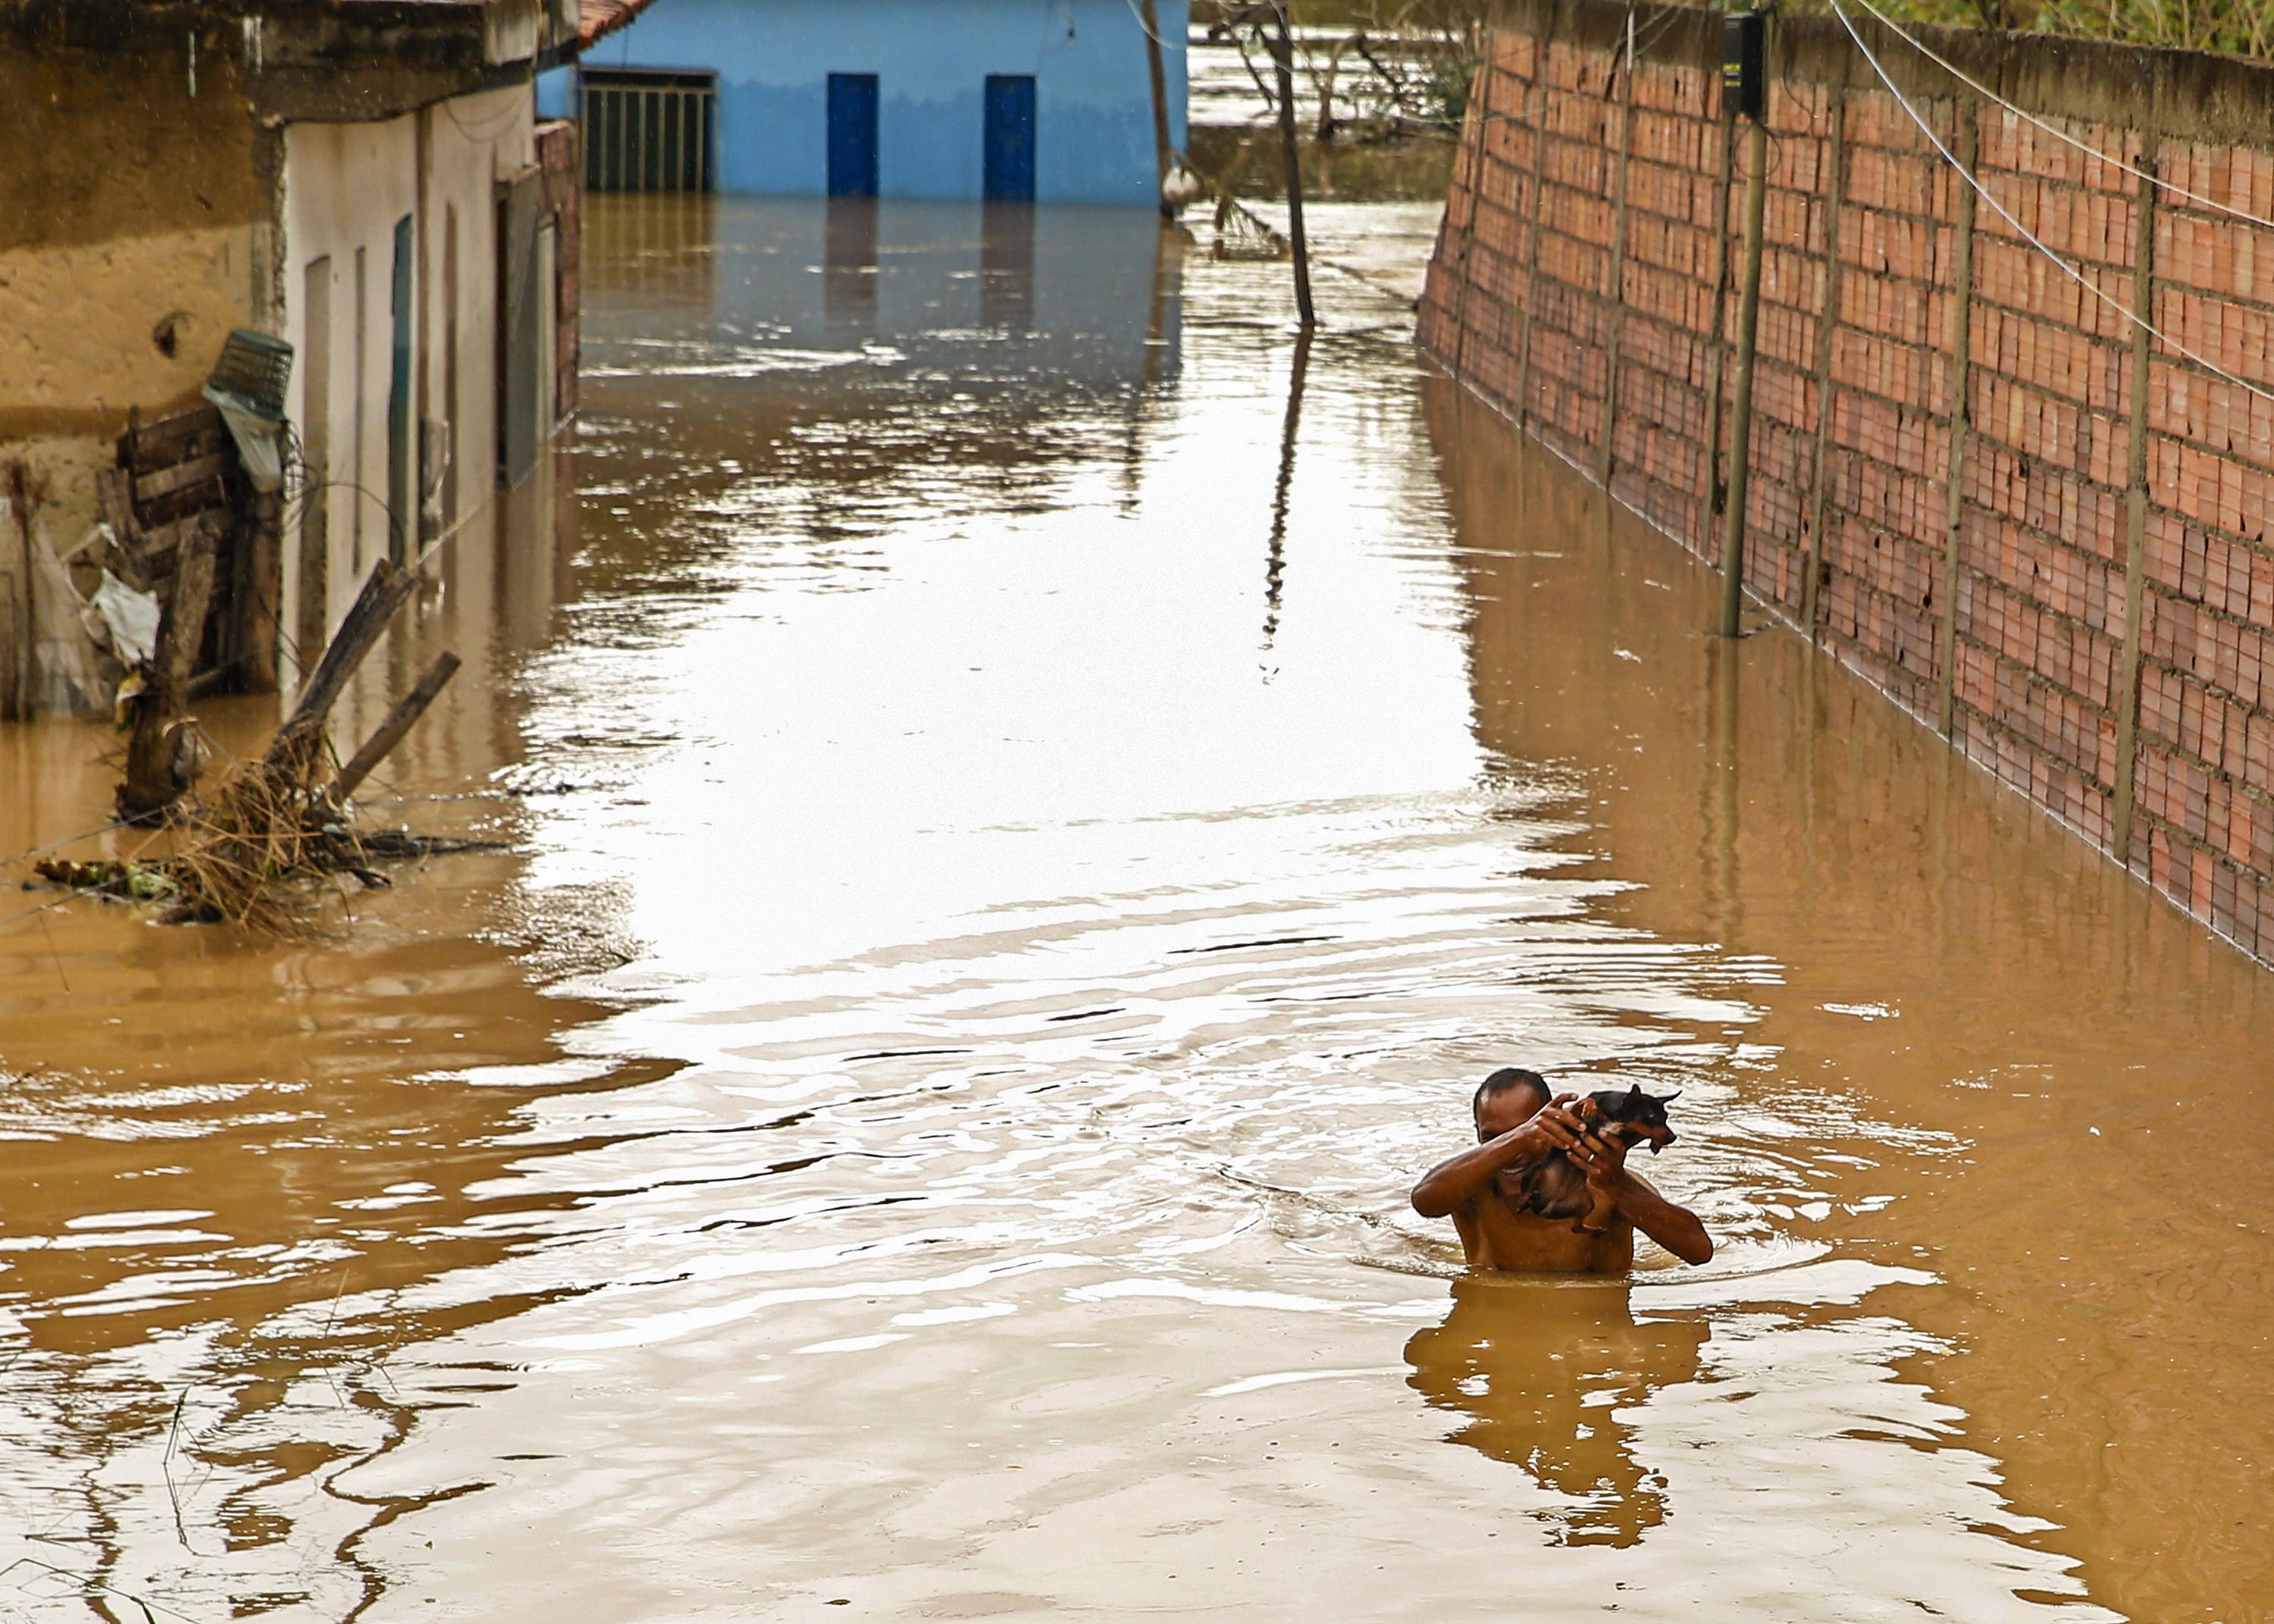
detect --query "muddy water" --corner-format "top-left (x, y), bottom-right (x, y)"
top-left (0, 196), bottom-right (2269, 1624)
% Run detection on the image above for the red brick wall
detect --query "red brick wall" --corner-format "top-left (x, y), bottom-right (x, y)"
top-left (1420, 3), bottom-right (2274, 962)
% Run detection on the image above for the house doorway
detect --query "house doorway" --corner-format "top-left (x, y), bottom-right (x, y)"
top-left (828, 74), bottom-right (880, 198)
top-left (983, 75), bottom-right (1036, 202)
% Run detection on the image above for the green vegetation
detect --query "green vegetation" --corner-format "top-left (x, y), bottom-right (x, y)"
top-left (1813, 0), bottom-right (2274, 59)
top-left (1198, 0), bottom-right (2274, 71)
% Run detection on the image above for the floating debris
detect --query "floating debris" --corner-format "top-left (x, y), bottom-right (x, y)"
top-left (30, 559), bottom-right (496, 933)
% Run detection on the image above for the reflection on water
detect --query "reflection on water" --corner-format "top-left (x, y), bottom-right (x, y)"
top-left (0, 193), bottom-right (2267, 1624)
top-left (1406, 1276), bottom-right (1706, 1547)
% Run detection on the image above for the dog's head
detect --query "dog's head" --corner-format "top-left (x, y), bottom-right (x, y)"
top-left (1584, 1084), bottom-right (1679, 1153)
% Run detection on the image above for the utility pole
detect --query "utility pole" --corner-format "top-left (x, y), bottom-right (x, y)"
top-left (1718, 9), bottom-right (1770, 640)
top-left (1139, 0), bottom-right (1174, 213)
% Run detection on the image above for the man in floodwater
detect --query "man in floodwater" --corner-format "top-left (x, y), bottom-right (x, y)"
top-left (1410, 1068), bottom-right (1712, 1272)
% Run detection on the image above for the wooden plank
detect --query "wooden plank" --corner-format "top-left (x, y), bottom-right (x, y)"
top-left (134, 512), bottom-right (208, 562)
top-left (94, 468), bottom-right (140, 547)
top-left (329, 652), bottom-right (461, 804)
top-left (134, 453), bottom-right (229, 507)
top-left (133, 424), bottom-right (230, 474)
top-left (136, 480), bottom-right (228, 533)
top-left (268, 559), bottom-right (418, 771)
top-left (124, 405), bottom-right (225, 471)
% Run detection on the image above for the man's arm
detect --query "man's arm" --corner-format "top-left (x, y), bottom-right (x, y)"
top-left (1409, 1097), bottom-right (1587, 1219)
top-left (1571, 1131), bottom-right (1713, 1265)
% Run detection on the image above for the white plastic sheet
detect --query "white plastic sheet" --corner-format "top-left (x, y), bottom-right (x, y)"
top-left (92, 568), bottom-right (161, 667)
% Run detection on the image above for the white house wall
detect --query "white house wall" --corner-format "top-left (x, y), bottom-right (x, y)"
top-left (280, 86), bottom-right (537, 688)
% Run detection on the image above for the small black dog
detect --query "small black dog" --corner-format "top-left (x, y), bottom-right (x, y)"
top-left (1512, 1084), bottom-right (1679, 1236)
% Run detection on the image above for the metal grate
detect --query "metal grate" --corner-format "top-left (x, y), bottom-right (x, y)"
top-left (205, 328), bottom-right (294, 420)
top-left (582, 68), bottom-right (718, 192)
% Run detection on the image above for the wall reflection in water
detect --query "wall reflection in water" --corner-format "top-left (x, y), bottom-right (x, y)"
top-left (573, 193), bottom-right (1183, 612)
top-left (1406, 1277), bottom-right (1707, 1547)
top-left (0, 437), bottom-right (609, 1621)
top-left (1426, 371), bottom-right (2274, 1622)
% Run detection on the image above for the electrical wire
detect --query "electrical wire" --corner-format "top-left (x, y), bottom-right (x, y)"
top-left (441, 90), bottom-right (534, 144)
top-left (1829, 0), bottom-right (2274, 410)
top-left (1121, 0), bottom-right (1175, 50)
top-left (1850, 0), bottom-right (2274, 235)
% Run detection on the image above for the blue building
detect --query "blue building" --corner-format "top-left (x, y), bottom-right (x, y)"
top-left (548, 0), bottom-right (1189, 207)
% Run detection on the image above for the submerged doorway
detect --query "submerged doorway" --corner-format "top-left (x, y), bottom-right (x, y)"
top-left (982, 74), bottom-right (1036, 202)
top-left (827, 74), bottom-right (880, 198)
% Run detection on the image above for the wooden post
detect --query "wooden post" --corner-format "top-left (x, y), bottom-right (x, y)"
top-left (329, 651), bottom-right (461, 806)
top-left (117, 518), bottom-right (220, 821)
top-left (2110, 137), bottom-right (2162, 866)
top-left (240, 487), bottom-right (283, 693)
top-left (1269, 4), bottom-right (1316, 329)
top-left (1596, 39), bottom-right (1640, 492)
top-left (1800, 89), bottom-right (1848, 637)
top-left (268, 557), bottom-right (418, 771)
top-left (1139, 0), bottom-right (1174, 211)
top-left (1933, 107), bottom-right (1981, 735)
top-left (1718, 110), bottom-right (1769, 639)
top-left (1697, 110), bottom-right (1739, 559)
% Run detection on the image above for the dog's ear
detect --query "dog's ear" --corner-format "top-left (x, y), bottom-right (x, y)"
top-left (1660, 1090), bottom-right (1681, 1104)
top-left (1624, 1083), bottom-right (1645, 1104)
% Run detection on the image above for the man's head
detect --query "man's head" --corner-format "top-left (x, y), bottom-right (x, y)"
top-left (1474, 1066), bottom-right (1550, 1142)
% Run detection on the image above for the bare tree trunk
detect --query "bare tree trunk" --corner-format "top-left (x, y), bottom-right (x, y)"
top-left (1270, 5), bottom-right (1317, 328)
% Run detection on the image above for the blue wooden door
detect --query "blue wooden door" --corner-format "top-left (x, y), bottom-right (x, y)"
top-left (983, 75), bottom-right (1035, 202)
top-left (827, 74), bottom-right (879, 198)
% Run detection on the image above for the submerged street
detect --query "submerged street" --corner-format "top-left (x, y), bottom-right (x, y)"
top-left (2, 196), bottom-right (2272, 1622)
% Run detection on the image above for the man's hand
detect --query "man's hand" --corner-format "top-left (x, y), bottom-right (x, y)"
top-left (1410, 1093), bottom-right (1588, 1219)
top-left (1571, 1127), bottom-right (1628, 1189)
top-left (1509, 1095), bottom-right (1590, 1164)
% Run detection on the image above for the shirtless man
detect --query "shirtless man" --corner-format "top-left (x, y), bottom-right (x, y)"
top-left (1410, 1067), bottom-right (1712, 1272)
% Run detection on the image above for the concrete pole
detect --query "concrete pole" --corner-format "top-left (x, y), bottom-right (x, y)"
top-left (1511, 42), bottom-right (1552, 437)
top-left (1697, 113), bottom-right (1738, 559)
top-left (1448, 53), bottom-right (1496, 383)
top-left (1718, 111), bottom-right (1769, 640)
top-left (1934, 108), bottom-right (1981, 737)
top-left (1270, 4), bottom-right (1316, 329)
top-left (1596, 45), bottom-right (1640, 493)
top-left (1800, 90), bottom-right (1848, 638)
top-left (2111, 136), bottom-right (2162, 866)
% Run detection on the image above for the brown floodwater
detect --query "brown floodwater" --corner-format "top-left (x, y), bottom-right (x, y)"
top-left (0, 195), bottom-right (2269, 1624)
